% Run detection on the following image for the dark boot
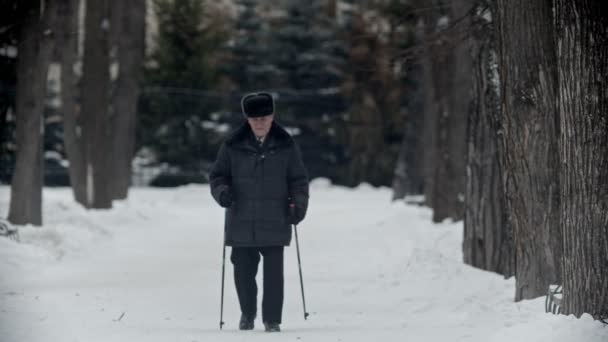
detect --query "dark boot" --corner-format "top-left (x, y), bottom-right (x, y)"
top-left (264, 322), bottom-right (280, 332)
top-left (239, 315), bottom-right (255, 330)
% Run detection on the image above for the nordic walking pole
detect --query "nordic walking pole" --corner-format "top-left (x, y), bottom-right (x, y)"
top-left (219, 231), bottom-right (226, 330)
top-left (293, 223), bottom-right (310, 320)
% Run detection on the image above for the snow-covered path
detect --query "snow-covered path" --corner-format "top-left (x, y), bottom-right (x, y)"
top-left (1, 182), bottom-right (606, 342)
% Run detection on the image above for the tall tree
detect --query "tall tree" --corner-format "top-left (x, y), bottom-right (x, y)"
top-left (413, 0), bottom-right (469, 222)
top-left (55, 0), bottom-right (86, 205)
top-left (338, 8), bottom-right (378, 186)
top-left (81, 0), bottom-right (112, 208)
top-left (391, 1), bottom-right (433, 200)
top-left (414, 0), bottom-right (440, 208)
top-left (432, 0), bottom-right (470, 222)
top-left (8, 0), bottom-right (57, 225)
top-left (555, 0), bottom-right (608, 319)
top-left (365, 0), bottom-right (419, 192)
top-left (463, 0), bottom-right (514, 277)
top-left (392, 65), bottom-right (425, 198)
top-left (108, 0), bottom-right (146, 200)
top-left (339, 7), bottom-right (401, 187)
top-left (495, 0), bottom-right (562, 300)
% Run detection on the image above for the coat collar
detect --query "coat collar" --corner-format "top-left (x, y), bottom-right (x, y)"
top-left (226, 121), bottom-right (293, 150)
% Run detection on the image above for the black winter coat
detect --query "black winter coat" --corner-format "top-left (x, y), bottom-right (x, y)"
top-left (210, 122), bottom-right (309, 247)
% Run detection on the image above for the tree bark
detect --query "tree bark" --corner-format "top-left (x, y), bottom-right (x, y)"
top-left (56, 0), bottom-right (87, 205)
top-left (81, 0), bottom-right (112, 208)
top-left (8, 0), bottom-right (57, 225)
top-left (108, 0), bottom-right (146, 200)
top-left (463, 0), bottom-right (514, 277)
top-left (495, 0), bottom-right (562, 300)
top-left (555, 0), bottom-right (608, 319)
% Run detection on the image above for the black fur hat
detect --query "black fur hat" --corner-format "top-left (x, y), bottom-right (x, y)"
top-left (241, 92), bottom-right (274, 118)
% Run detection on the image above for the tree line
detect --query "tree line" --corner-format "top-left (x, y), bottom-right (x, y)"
top-left (1, 0), bottom-right (145, 221)
top-left (1, 0), bottom-right (414, 198)
top-left (391, 0), bottom-right (607, 320)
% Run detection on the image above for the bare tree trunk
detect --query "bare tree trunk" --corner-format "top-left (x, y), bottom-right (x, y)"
top-left (392, 137), bottom-right (410, 200)
top-left (8, 0), bottom-right (57, 225)
top-left (392, 64), bottom-right (425, 200)
top-left (437, 0), bottom-right (470, 222)
top-left (81, 0), bottom-right (112, 208)
top-left (342, 91), bottom-right (385, 187)
top-left (56, 0), bottom-right (86, 205)
top-left (108, 0), bottom-right (146, 200)
top-left (340, 11), bottom-right (396, 188)
top-left (416, 0), bottom-right (469, 222)
top-left (415, 5), bottom-right (440, 210)
top-left (555, 0), bottom-right (608, 319)
top-left (392, 134), bottom-right (415, 200)
top-left (420, 57), bottom-right (437, 207)
top-left (463, 0), bottom-right (514, 277)
top-left (495, 0), bottom-right (562, 301)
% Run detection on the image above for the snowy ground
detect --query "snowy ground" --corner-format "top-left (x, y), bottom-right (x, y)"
top-left (1, 181), bottom-right (606, 342)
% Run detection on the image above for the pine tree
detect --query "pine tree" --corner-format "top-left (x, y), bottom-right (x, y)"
top-left (140, 0), bottom-right (227, 167)
top-left (147, 0), bottom-right (216, 89)
top-left (224, 0), bottom-right (280, 92)
top-left (261, 0), bottom-right (349, 183)
top-left (272, 0), bottom-right (346, 91)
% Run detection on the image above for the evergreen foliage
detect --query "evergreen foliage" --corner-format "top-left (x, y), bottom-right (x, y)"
top-left (224, 0), bottom-right (280, 92)
top-left (272, 0), bottom-right (347, 91)
top-left (139, 0), bottom-right (228, 168)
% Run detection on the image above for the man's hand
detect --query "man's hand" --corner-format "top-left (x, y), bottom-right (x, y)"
top-left (288, 202), bottom-right (304, 225)
top-left (219, 188), bottom-right (233, 208)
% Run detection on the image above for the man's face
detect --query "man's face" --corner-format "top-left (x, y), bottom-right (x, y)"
top-left (247, 114), bottom-right (274, 138)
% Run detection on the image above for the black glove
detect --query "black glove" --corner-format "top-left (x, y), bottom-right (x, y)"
top-left (287, 202), bottom-right (304, 225)
top-left (219, 188), bottom-right (233, 208)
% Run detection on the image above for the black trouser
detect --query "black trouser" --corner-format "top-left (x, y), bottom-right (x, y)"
top-left (230, 246), bottom-right (284, 324)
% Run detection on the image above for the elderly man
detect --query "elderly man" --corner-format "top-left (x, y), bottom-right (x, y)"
top-left (210, 92), bottom-right (309, 332)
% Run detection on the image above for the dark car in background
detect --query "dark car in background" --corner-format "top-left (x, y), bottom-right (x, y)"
top-left (0, 152), bottom-right (70, 187)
